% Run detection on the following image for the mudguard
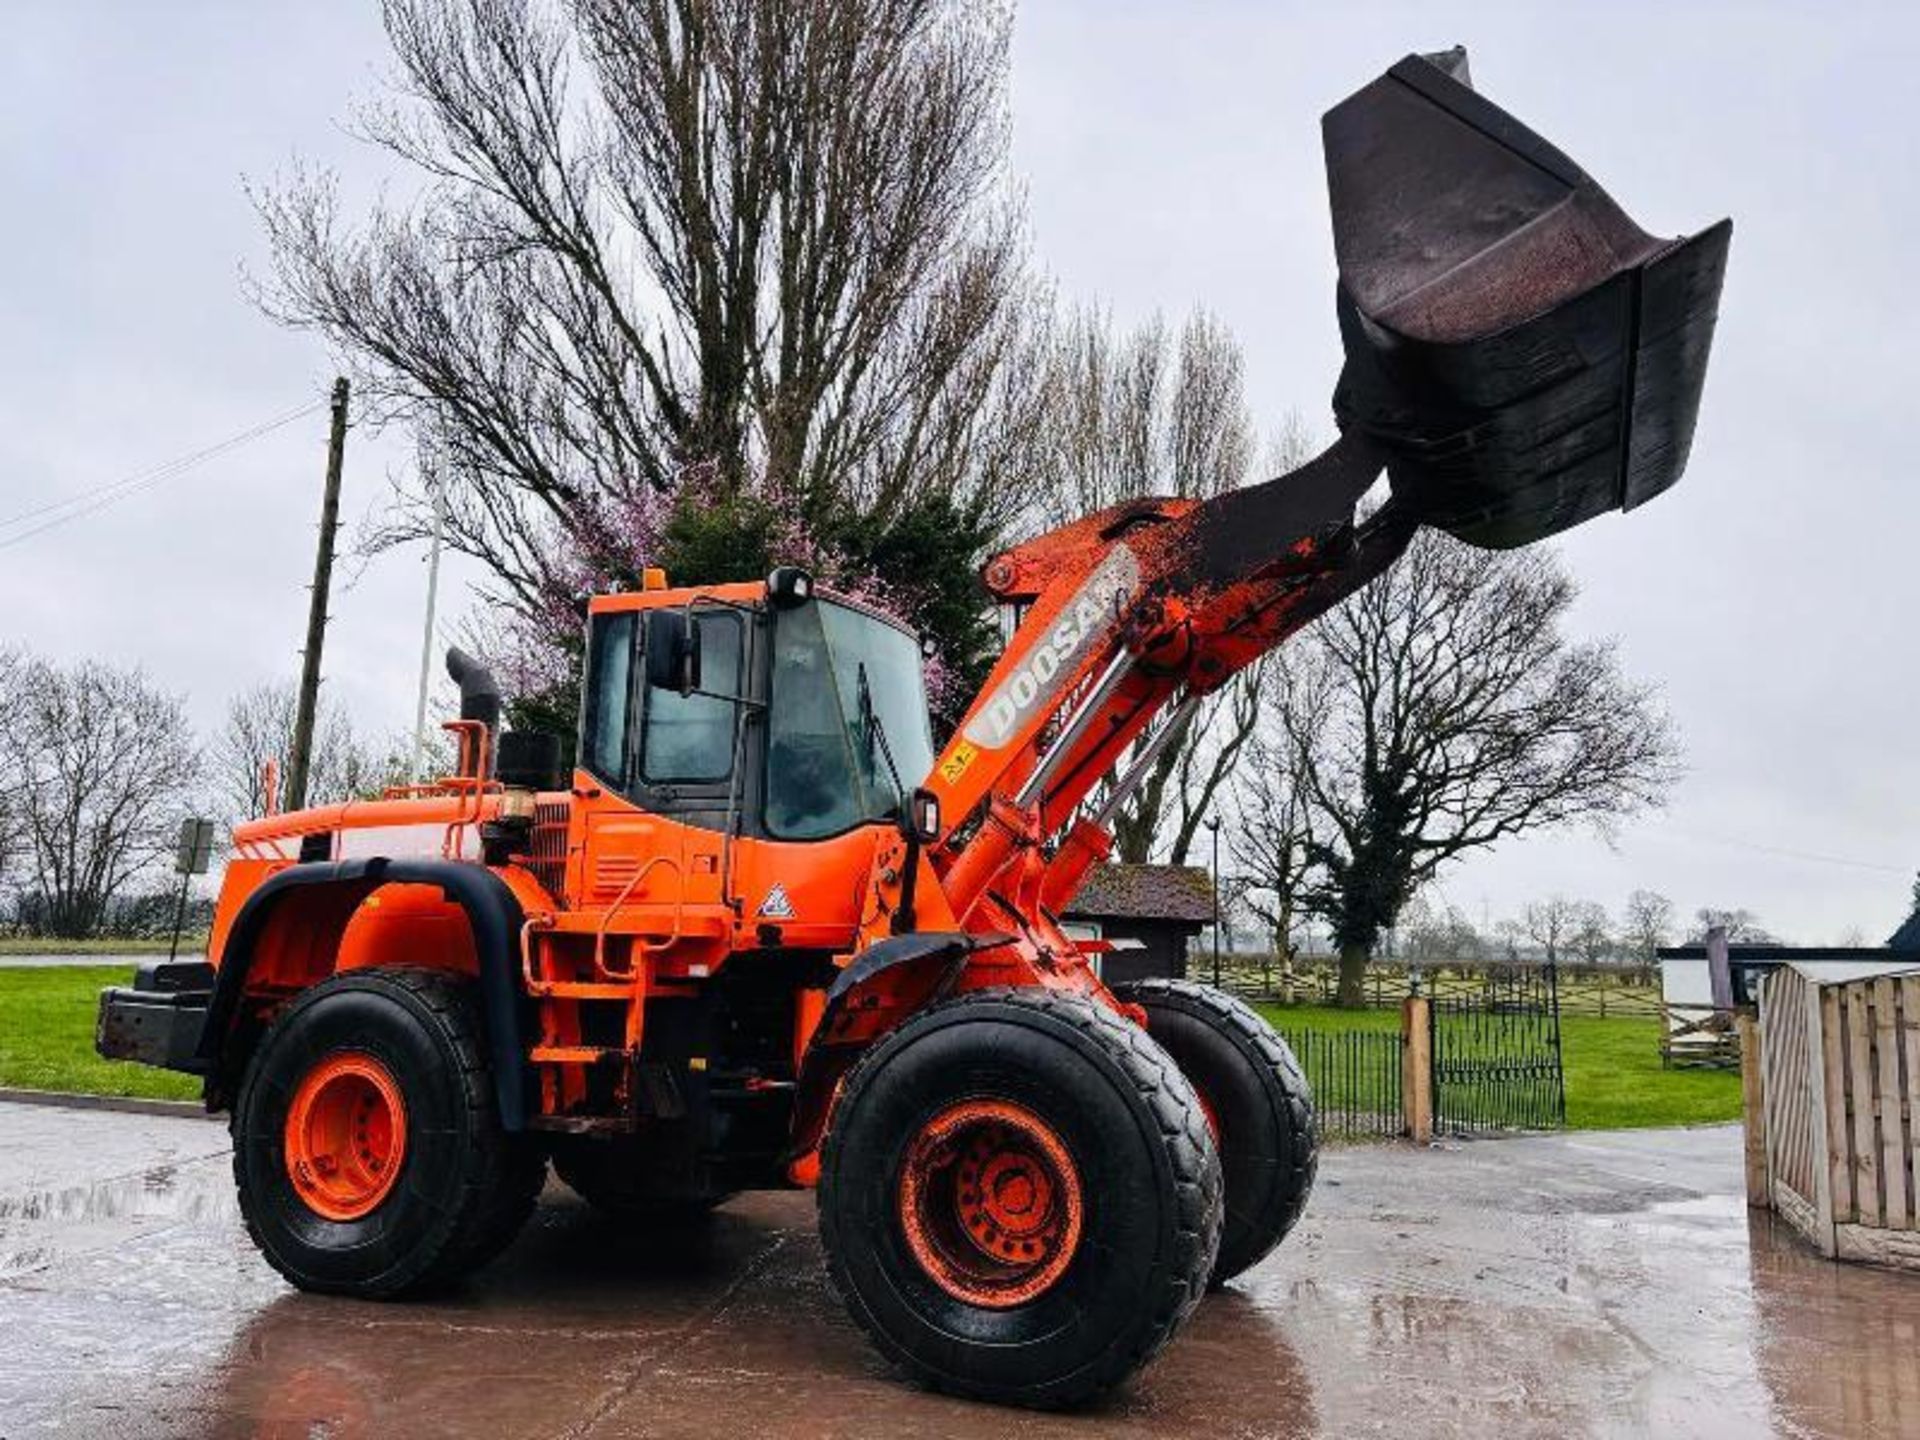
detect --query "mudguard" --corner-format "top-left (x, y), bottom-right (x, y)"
top-left (194, 858), bottom-right (534, 1130)
top-left (787, 931), bottom-right (1004, 1161)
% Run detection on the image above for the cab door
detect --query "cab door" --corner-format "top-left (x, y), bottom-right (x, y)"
top-left (572, 604), bottom-right (752, 958)
top-left (627, 604), bottom-right (752, 927)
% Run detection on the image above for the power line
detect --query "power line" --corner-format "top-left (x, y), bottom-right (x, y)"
top-left (0, 398), bottom-right (326, 552)
top-left (0, 398), bottom-right (323, 531)
top-left (1662, 827), bottom-right (1909, 876)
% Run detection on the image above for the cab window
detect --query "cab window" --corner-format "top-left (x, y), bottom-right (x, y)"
top-left (580, 612), bottom-right (636, 784)
top-left (766, 601), bottom-right (935, 839)
top-left (641, 611), bottom-right (743, 784)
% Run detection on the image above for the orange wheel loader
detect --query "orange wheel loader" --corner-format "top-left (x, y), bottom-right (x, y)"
top-left (97, 50), bottom-right (1728, 1406)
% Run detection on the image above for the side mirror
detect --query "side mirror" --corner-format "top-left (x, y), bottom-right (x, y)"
top-left (643, 609), bottom-right (701, 696)
top-left (903, 786), bottom-right (941, 846)
top-left (891, 787), bottom-right (941, 937)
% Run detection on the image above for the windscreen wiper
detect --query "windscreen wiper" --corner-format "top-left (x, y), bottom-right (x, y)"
top-left (856, 661), bottom-right (908, 817)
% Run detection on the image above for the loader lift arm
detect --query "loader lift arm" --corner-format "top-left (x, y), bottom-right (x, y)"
top-left (928, 435), bottom-right (1416, 926)
top-left (919, 47), bottom-right (1728, 936)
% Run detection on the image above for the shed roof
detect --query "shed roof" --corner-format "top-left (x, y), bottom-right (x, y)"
top-left (1658, 945), bottom-right (1889, 962)
top-left (1063, 864), bottom-right (1215, 924)
top-left (1889, 910), bottom-right (1920, 951)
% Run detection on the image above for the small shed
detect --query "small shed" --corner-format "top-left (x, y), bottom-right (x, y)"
top-left (1061, 864), bottom-right (1214, 986)
top-left (1658, 945), bottom-right (1920, 1011)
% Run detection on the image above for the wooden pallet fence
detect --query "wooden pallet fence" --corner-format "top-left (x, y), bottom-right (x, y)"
top-left (1749, 964), bottom-right (1920, 1269)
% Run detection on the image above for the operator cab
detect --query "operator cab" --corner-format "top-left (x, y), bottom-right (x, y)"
top-left (577, 570), bottom-right (936, 841)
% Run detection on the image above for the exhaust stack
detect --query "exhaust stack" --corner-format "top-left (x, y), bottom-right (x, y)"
top-left (445, 647), bottom-right (503, 734)
top-left (444, 648), bottom-right (503, 780)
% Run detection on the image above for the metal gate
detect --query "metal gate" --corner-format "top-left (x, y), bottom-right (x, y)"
top-left (1429, 964), bottom-right (1566, 1133)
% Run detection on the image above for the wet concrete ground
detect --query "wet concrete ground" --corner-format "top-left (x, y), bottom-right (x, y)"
top-left (2, 1104), bottom-right (1916, 1439)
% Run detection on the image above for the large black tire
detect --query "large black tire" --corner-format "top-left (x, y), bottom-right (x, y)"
top-left (1112, 979), bottom-right (1317, 1285)
top-left (818, 987), bottom-right (1223, 1408)
top-left (231, 968), bottom-right (546, 1298)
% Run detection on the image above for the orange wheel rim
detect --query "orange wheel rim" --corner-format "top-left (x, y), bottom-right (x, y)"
top-left (284, 1052), bottom-right (408, 1222)
top-left (897, 1099), bottom-right (1083, 1309)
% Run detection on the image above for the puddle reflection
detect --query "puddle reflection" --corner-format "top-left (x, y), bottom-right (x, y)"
top-left (1746, 1208), bottom-right (1920, 1438)
top-left (0, 1160), bottom-right (236, 1274)
top-left (181, 1199), bottom-right (1319, 1440)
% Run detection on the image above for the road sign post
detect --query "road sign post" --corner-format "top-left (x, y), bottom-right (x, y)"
top-left (169, 818), bottom-right (215, 962)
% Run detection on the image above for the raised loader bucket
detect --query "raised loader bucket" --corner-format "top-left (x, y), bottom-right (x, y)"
top-left (1325, 48), bottom-right (1731, 549)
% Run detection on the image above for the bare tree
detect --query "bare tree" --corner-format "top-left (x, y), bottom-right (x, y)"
top-left (1110, 657), bottom-right (1267, 865)
top-left (1688, 907), bottom-right (1780, 944)
top-left (1522, 896), bottom-right (1582, 965)
top-left (1047, 306), bottom-right (1261, 864)
top-left (1027, 306), bottom-right (1306, 861)
top-left (1568, 900), bottom-right (1613, 968)
top-left (1031, 305), bottom-right (1254, 530)
top-left (0, 657), bottom-right (201, 939)
top-left (1270, 529), bottom-right (1681, 1004)
top-left (0, 645), bottom-right (21, 898)
top-left (1620, 888), bottom-right (1674, 969)
top-left (1400, 897), bottom-right (1484, 969)
top-left (1493, 917), bottom-right (1527, 962)
top-left (1228, 709), bottom-right (1321, 983)
top-left (255, 0), bottom-right (1045, 660)
top-left (211, 682), bottom-right (392, 824)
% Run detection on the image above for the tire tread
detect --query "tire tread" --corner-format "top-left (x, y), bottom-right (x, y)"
top-left (1113, 978), bottom-right (1318, 1280)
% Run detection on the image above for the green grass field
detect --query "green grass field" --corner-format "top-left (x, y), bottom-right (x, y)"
top-left (0, 965), bottom-right (1742, 1130)
top-left (1254, 1001), bottom-right (1743, 1131)
top-left (0, 966), bottom-right (200, 1101)
top-left (0, 936), bottom-right (203, 956)
top-left (1556, 1013), bottom-right (1743, 1129)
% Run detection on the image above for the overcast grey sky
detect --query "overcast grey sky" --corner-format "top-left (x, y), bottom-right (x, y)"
top-left (3, 2), bottom-right (1915, 942)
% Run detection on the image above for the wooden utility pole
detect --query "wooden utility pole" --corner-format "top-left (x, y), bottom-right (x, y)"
top-left (285, 377), bottom-right (349, 812)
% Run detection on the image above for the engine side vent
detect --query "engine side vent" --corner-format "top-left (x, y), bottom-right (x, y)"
top-left (527, 800), bottom-right (571, 902)
top-left (589, 855), bottom-right (644, 903)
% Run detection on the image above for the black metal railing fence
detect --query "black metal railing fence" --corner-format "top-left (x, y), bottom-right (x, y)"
top-left (1270, 1026), bottom-right (1404, 1140)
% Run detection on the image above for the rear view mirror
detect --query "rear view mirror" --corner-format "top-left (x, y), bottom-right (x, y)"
top-left (644, 609), bottom-right (701, 696)
top-left (904, 787), bottom-right (941, 845)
